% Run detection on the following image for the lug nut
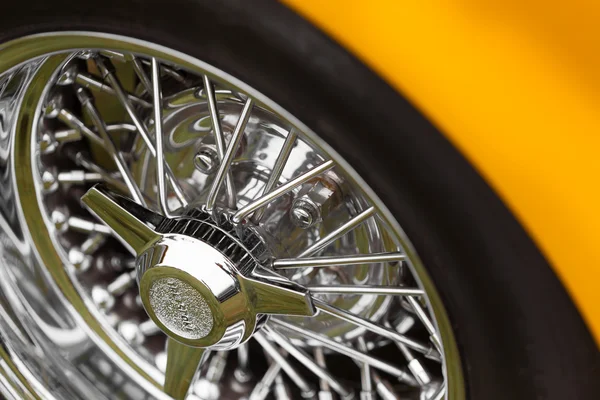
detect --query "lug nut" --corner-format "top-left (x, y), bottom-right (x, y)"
top-left (194, 145), bottom-right (219, 174)
top-left (290, 176), bottom-right (342, 229)
top-left (290, 199), bottom-right (320, 229)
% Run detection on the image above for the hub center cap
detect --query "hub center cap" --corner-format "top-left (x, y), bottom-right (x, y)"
top-left (81, 185), bottom-right (316, 350)
top-left (148, 276), bottom-right (213, 340)
top-left (137, 230), bottom-right (260, 350)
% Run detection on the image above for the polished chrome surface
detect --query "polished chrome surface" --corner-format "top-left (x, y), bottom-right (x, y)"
top-left (0, 32), bottom-right (464, 400)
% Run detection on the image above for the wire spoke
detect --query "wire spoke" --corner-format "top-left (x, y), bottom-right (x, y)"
top-left (251, 128), bottom-right (298, 224)
top-left (407, 296), bottom-right (443, 354)
top-left (372, 371), bottom-right (401, 400)
top-left (263, 326), bottom-right (353, 399)
top-left (131, 55), bottom-right (153, 94)
top-left (72, 71), bottom-right (151, 107)
top-left (206, 97), bottom-right (254, 213)
top-left (233, 343), bottom-right (251, 383)
top-left (56, 108), bottom-right (104, 147)
top-left (273, 251), bottom-right (406, 269)
top-left (203, 75), bottom-right (237, 209)
top-left (69, 150), bottom-right (151, 201)
top-left (151, 58), bottom-right (172, 217)
top-left (53, 123), bottom-right (136, 144)
top-left (313, 299), bottom-right (438, 359)
top-left (94, 56), bottom-right (188, 207)
top-left (249, 361), bottom-right (282, 400)
top-left (430, 383), bottom-right (446, 400)
top-left (75, 88), bottom-right (146, 206)
top-left (307, 285), bottom-right (423, 296)
top-left (232, 159), bottom-right (335, 224)
top-left (253, 332), bottom-right (315, 397)
top-left (384, 321), bottom-right (431, 386)
top-left (357, 338), bottom-right (376, 400)
top-left (314, 347), bottom-right (334, 398)
top-left (270, 319), bottom-right (418, 384)
top-left (298, 206), bottom-right (376, 257)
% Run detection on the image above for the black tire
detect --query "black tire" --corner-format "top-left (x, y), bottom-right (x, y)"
top-left (3, 1), bottom-right (599, 399)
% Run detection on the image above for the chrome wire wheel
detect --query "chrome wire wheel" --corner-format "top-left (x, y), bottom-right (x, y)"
top-left (0, 33), bottom-right (463, 400)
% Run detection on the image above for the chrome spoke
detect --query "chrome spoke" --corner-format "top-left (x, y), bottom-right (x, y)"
top-left (357, 338), bottom-right (376, 400)
top-left (67, 216), bottom-right (112, 235)
top-left (106, 271), bottom-right (136, 296)
top-left (232, 159), bottom-right (335, 224)
top-left (52, 127), bottom-right (82, 143)
top-left (263, 326), bottom-right (353, 399)
top-left (273, 251), bottom-right (406, 269)
top-left (196, 351), bottom-right (228, 395)
top-left (314, 299), bottom-right (438, 358)
top-left (249, 362), bottom-right (281, 400)
top-left (69, 151), bottom-right (134, 196)
top-left (273, 376), bottom-right (292, 400)
top-left (54, 107), bottom-right (104, 147)
top-left (307, 285), bottom-right (423, 296)
top-left (372, 372), bottom-right (401, 400)
top-left (251, 128), bottom-right (298, 224)
top-left (430, 383), bottom-right (446, 400)
top-left (314, 347), bottom-right (334, 399)
top-left (132, 55), bottom-right (153, 94)
top-left (139, 58), bottom-right (188, 83)
top-left (384, 321), bottom-right (431, 386)
top-left (297, 206), bottom-right (376, 257)
top-left (270, 318), bottom-right (418, 384)
top-left (151, 58), bottom-right (172, 217)
top-left (60, 67), bottom-right (151, 107)
top-left (205, 97), bottom-right (254, 213)
top-left (53, 122), bottom-right (136, 144)
top-left (203, 75), bottom-right (237, 208)
top-left (94, 56), bottom-right (188, 207)
top-left (253, 332), bottom-right (315, 397)
top-left (75, 87), bottom-right (146, 206)
top-left (234, 343), bottom-right (251, 383)
top-left (407, 296), bottom-right (443, 354)
top-left (79, 232), bottom-right (106, 256)
top-left (56, 170), bottom-right (103, 185)
top-left (164, 338), bottom-right (207, 400)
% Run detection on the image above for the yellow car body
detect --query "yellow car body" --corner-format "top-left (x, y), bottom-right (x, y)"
top-left (284, 0), bottom-right (600, 344)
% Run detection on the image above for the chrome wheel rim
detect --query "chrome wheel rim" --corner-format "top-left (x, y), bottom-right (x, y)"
top-left (0, 32), bottom-right (464, 400)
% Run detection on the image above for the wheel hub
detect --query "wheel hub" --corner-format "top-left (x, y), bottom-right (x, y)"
top-left (82, 185), bottom-right (316, 350)
top-left (137, 220), bottom-right (265, 349)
